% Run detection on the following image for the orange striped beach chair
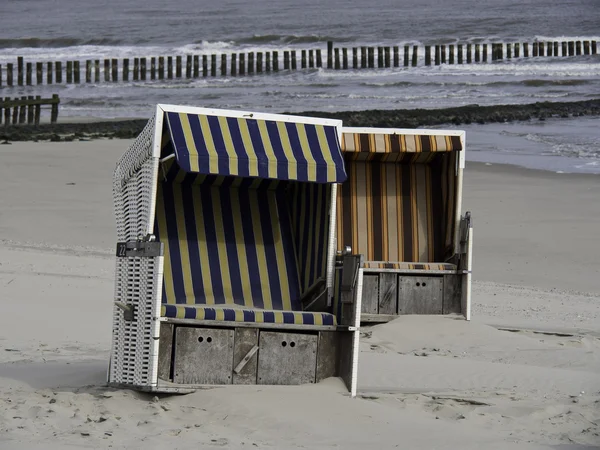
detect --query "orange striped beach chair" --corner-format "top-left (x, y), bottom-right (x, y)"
top-left (108, 105), bottom-right (363, 395)
top-left (337, 127), bottom-right (473, 322)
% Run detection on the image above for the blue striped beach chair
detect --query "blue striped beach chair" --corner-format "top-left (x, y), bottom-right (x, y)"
top-left (108, 105), bottom-right (363, 395)
top-left (337, 127), bottom-right (473, 322)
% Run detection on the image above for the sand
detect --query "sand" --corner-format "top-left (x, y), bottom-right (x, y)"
top-left (0, 139), bottom-right (598, 449)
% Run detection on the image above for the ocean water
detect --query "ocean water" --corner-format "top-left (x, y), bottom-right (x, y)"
top-left (1, 0), bottom-right (599, 173)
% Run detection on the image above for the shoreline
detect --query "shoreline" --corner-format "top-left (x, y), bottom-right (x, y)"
top-left (0, 98), bottom-right (599, 142)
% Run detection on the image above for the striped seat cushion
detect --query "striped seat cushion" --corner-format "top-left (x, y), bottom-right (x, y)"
top-left (362, 262), bottom-right (457, 271)
top-left (161, 305), bottom-right (337, 326)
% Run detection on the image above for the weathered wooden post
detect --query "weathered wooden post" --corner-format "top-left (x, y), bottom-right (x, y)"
top-left (327, 41), bottom-right (333, 69)
top-left (583, 41), bottom-right (590, 55)
top-left (159, 56), bottom-right (165, 79)
top-left (222, 54), bottom-right (228, 76)
top-left (514, 43), bottom-right (520, 58)
top-left (140, 58), bottom-right (146, 80)
top-left (12, 101), bottom-right (19, 125)
top-left (301, 50), bottom-right (307, 69)
top-left (18, 57), bottom-right (24, 86)
top-left (183, 55), bottom-right (190, 78)
top-left (27, 96), bottom-right (34, 124)
top-left (393, 46), bottom-right (399, 67)
top-left (56, 61), bottom-right (63, 83)
top-left (434, 45), bottom-right (440, 65)
top-left (151, 57), bottom-right (156, 80)
top-left (592, 41), bottom-right (597, 54)
top-left (123, 59), bottom-right (130, 81)
top-left (449, 45), bottom-right (455, 64)
top-left (274, 51), bottom-right (280, 71)
top-left (291, 50), bottom-right (297, 70)
top-left (175, 56), bottom-right (182, 78)
top-left (73, 61), bottom-right (80, 83)
top-left (361, 46), bottom-right (367, 68)
top-left (24, 62), bottom-right (31, 86)
top-left (94, 60), bottom-right (100, 82)
top-left (315, 49), bottom-right (321, 68)
top-left (523, 43), bottom-right (529, 57)
top-left (110, 59), bottom-right (117, 81)
top-left (51, 94), bottom-right (59, 123)
top-left (257, 52), bottom-right (263, 73)
top-left (285, 50), bottom-right (291, 70)
top-left (506, 43), bottom-right (512, 59)
top-left (353, 47), bottom-right (358, 68)
top-left (403, 45), bottom-right (409, 67)
top-left (367, 47), bottom-right (374, 68)
top-left (568, 41), bottom-right (574, 56)
top-left (441, 45), bottom-right (446, 64)
top-left (4, 98), bottom-right (9, 125)
top-left (34, 95), bottom-right (41, 125)
top-left (36, 62), bottom-right (43, 85)
top-left (425, 46), bottom-right (431, 65)
top-left (553, 42), bottom-right (558, 56)
top-left (47, 62), bottom-right (53, 84)
top-left (309, 49), bottom-right (314, 68)
top-left (474, 44), bottom-right (480, 62)
top-left (85, 60), bottom-right (92, 83)
top-left (466, 44), bottom-right (472, 63)
top-left (457, 44), bottom-right (463, 64)
top-left (19, 96), bottom-right (27, 124)
top-left (482, 43), bottom-right (488, 62)
top-left (202, 55), bottom-right (208, 78)
top-left (266, 52), bottom-right (271, 72)
top-left (239, 53), bottom-right (245, 75)
top-left (66, 61), bottom-right (73, 83)
top-left (384, 46), bottom-right (391, 67)
top-left (248, 52), bottom-right (254, 74)
top-left (231, 54), bottom-right (237, 76)
top-left (333, 48), bottom-right (340, 69)
top-left (412, 45), bottom-right (418, 66)
top-left (133, 58), bottom-right (139, 81)
top-left (496, 43), bottom-right (503, 59)
top-left (104, 59), bottom-right (112, 81)
top-left (193, 55), bottom-right (199, 77)
top-left (211, 54), bottom-right (217, 76)
top-left (537, 42), bottom-right (544, 56)
top-left (576, 41), bottom-right (582, 55)
top-left (168, 56), bottom-right (173, 79)
top-left (546, 42), bottom-right (552, 56)
top-left (377, 47), bottom-right (384, 67)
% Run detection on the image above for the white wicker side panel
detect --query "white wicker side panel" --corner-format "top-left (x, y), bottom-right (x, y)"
top-left (110, 116), bottom-right (163, 389)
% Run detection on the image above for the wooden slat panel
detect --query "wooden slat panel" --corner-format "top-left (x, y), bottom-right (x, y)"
top-left (361, 275), bottom-right (379, 314)
top-left (378, 273), bottom-right (397, 314)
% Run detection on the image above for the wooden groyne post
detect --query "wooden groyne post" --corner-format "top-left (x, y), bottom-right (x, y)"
top-left (0, 94), bottom-right (60, 126)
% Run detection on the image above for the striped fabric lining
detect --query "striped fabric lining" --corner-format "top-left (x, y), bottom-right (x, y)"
top-left (341, 132), bottom-right (462, 157)
top-left (290, 183), bottom-right (331, 292)
top-left (155, 160), bottom-right (336, 325)
top-left (336, 153), bottom-right (457, 263)
top-left (161, 305), bottom-right (336, 326)
top-left (164, 112), bottom-right (347, 183)
top-left (362, 262), bottom-right (457, 271)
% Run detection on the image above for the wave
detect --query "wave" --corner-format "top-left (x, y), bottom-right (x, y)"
top-left (234, 34), bottom-right (353, 46)
top-left (0, 37), bottom-right (125, 49)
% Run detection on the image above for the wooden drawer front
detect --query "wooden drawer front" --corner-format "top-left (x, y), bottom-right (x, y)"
top-left (257, 332), bottom-right (318, 385)
top-left (173, 327), bottom-right (234, 385)
top-left (398, 276), bottom-right (443, 314)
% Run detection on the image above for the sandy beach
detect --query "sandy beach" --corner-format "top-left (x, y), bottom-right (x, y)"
top-left (0, 139), bottom-right (599, 449)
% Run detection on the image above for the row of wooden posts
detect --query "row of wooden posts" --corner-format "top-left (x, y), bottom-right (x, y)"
top-left (0, 94), bottom-right (60, 126)
top-left (0, 40), bottom-right (597, 86)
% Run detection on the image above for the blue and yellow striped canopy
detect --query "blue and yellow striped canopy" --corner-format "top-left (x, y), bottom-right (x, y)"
top-left (165, 112), bottom-right (347, 183)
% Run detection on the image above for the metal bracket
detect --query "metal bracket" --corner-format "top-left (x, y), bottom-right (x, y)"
top-left (115, 301), bottom-right (135, 321)
top-left (233, 345), bottom-right (259, 375)
top-left (116, 235), bottom-right (163, 258)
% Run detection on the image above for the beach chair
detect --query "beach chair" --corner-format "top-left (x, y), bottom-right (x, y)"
top-left (337, 127), bottom-right (473, 322)
top-left (108, 105), bottom-right (363, 396)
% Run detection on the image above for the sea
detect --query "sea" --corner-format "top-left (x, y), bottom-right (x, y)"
top-left (1, 0), bottom-right (599, 173)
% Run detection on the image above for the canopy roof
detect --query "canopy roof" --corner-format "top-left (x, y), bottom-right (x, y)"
top-left (163, 109), bottom-right (346, 183)
top-left (341, 131), bottom-right (463, 154)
